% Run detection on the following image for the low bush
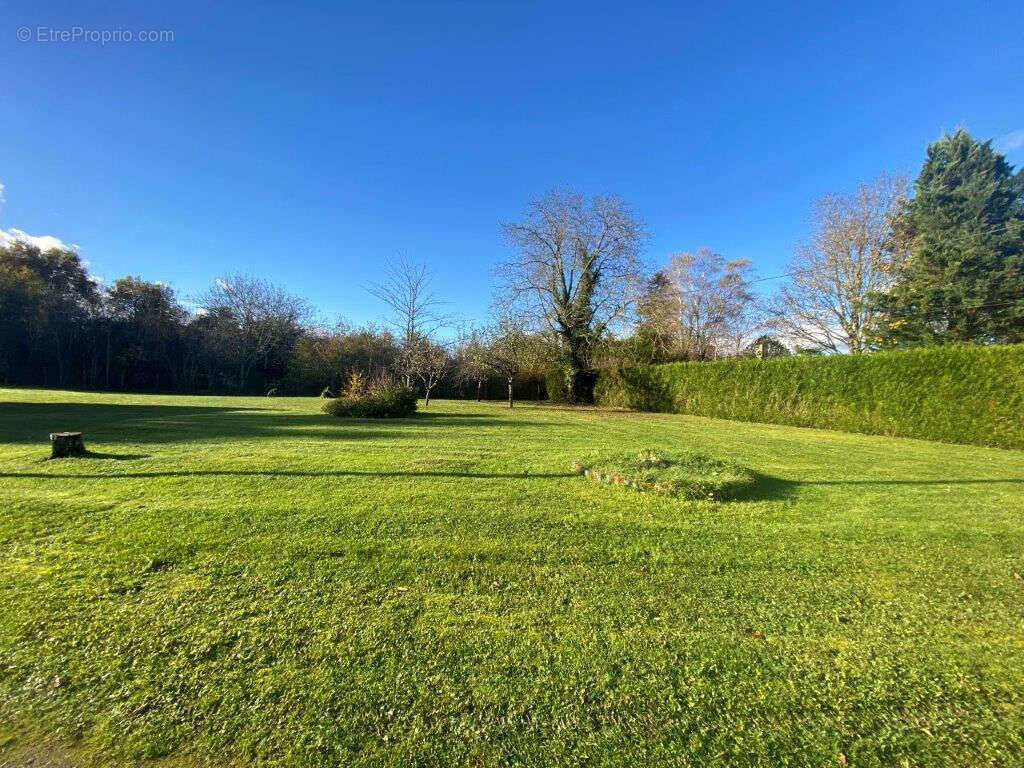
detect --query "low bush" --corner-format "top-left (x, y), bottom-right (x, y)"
top-left (595, 344), bottom-right (1024, 448)
top-left (574, 448), bottom-right (756, 500)
top-left (323, 380), bottom-right (417, 418)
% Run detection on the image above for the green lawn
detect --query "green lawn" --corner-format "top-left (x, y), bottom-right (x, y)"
top-left (1, 388), bottom-right (1022, 767)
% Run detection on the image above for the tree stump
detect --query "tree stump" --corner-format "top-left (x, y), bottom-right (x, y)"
top-left (50, 432), bottom-right (86, 459)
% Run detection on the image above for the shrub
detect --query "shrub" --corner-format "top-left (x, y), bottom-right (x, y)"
top-left (595, 344), bottom-right (1024, 448)
top-left (544, 368), bottom-right (570, 404)
top-left (323, 379), bottom-right (417, 418)
top-left (344, 370), bottom-right (369, 396)
top-left (574, 449), bottom-right (756, 501)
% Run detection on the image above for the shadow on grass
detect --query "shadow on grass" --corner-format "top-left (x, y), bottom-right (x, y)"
top-left (2, 459), bottom-right (1015, 501)
top-left (726, 472), bottom-right (1024, 503)
top-left (0, 402), bottom-right (525, 446)
top-left (413, 410), bottom-right (500, 418)
top-left (77, 450), bottom-right (152, 461)
top-left (730, 472), bottom-right (800, 502)
top-left (0, 469), bottom-right (577, 481)
top-left (410, 411), bottom-right (535, 427)
top-left (801, 478), bottom-right (1024, 486)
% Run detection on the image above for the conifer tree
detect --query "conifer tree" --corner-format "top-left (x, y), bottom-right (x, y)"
top-left (874, 130), bottom-right (1024, 345)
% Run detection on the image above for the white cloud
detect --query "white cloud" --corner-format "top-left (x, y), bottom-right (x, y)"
top-left (0, 185), bottom-right (82, 255)
top-left (0, 227), bottom-right (77, 252)
top-left (995, 128), bottom-right (1024, 154)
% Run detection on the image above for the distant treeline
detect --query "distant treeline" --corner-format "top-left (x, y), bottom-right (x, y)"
top-left (3, 129), bottom-right (1021, 403)
top-left (0, 242), bottom-right (547, 399)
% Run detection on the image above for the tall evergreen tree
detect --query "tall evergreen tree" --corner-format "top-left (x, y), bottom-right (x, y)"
top-left (874, 130), bottom-right (1024, 345)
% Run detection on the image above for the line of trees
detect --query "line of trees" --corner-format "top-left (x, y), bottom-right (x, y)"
top-left (627, 129), bottom-right (1023, 363)
top-left (2, 129), bottom-right (1021, 403)
top-left (0, 252), bottom-right (316, 393)
top-left (0, 243), bottom-right (551, 404)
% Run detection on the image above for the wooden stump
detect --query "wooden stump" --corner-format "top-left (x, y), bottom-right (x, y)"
top-left (50, 432), bottom-right (86, 458)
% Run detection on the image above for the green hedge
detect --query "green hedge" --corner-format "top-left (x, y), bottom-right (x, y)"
top-left (594, 344), bottom-right (1024, 449)
top-left (545, 368), bottom-right (570, 404)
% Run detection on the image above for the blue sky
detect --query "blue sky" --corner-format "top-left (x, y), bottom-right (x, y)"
top-left (2, 0), bottom-right (1022, 326)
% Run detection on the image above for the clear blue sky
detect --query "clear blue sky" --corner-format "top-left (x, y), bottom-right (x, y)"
top-left (2, 0), bottom-right (1022, 326)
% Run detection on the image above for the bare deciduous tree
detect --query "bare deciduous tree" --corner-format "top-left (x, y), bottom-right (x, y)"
top-left (200, 274), bottom-right (310, 390)
top-left (410, 337), bottom-right (449, 406)
top-left (370, 258), bottom-right (449, 386)
top-left (454, 324), bottom-right (491, 401)
top-left (646, 248), bottom-right (756, 360)
top-left (499, 189), bottom-right (645, 402)
top-left (767, 173), bottom-right (908, 354)
top-left (483, 318), bottom-right (542, 408)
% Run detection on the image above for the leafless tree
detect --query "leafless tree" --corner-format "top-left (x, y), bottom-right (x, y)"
top-left (651, 248), bottom-right (756, 360)
top-left (370, 258), bottom-right (449, 386)
top-left (454, 324), bottom-right (491, 401)
top-left (499, 189), bottom-right (646, 402)
top-left (483, 318), bottom-right (543, 408)
top-left (200, 274), bottom-right (311, 390)
top-left (410, 337), bottom-right (450, 406)
top-left (766, 173), bottom-right (908, 354)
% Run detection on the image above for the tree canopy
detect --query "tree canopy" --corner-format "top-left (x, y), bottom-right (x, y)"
top-left (499, 189), bottom-right (645, 402)
top-left (873, 130), bottom-right (1024, 345)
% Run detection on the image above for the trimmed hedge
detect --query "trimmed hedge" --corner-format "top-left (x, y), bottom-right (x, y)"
top-left (595, 344), bottom-right (1024, 449)
top-left (544, 368), bottom-right (570, 404)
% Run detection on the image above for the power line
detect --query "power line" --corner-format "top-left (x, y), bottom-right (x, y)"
top-left (745, 220), bottom-right (1022, 287)
top-left (874, 297), bottom-right (1024, 319)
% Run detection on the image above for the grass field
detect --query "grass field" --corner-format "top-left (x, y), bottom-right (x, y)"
top-left (1, 388), bottom-right (1023, 767)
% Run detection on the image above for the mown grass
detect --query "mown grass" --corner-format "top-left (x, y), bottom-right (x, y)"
top-left (0, 388), bottom-right (1022, 767)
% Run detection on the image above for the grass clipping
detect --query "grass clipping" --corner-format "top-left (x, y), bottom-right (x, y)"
top-left (573, 449), bottom-right (755, 501)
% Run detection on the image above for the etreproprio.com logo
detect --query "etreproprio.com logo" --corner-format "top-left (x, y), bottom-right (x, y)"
top-left (17, 26), bottom-right (175, 44)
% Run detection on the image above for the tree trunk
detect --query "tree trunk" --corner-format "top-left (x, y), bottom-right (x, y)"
top-left (563, 340), bottom-right (588, 404)
top-left (476, 379), bottom-right (482, 401)
top-left (50, 432), bottom-right (85, 459)
top-left (566, 364), bottom-right (580, 404)
top-left (424, 387), bottom-right (431, 407)
top-left (567, 365), bottom-right (597, 405)
top-left (507, 377), bottom-right (514, 408)
top-left (54, 332), bottom-right (64, 387)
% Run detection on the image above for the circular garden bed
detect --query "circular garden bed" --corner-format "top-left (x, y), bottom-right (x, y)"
top-left (574, 449), bottom-right (756, 501)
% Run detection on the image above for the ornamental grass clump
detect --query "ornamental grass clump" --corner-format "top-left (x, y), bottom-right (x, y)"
top-left (574, 448), bottom-right (756, 501)
top-left (322, 373), bottom-right (417, 418)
